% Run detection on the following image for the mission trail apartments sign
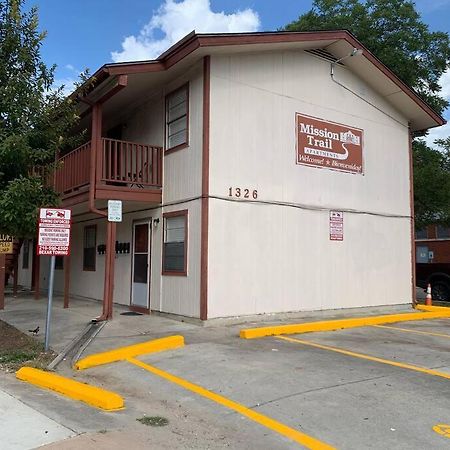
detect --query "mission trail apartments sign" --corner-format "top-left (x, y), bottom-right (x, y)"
top-left (296, 113), bottom-right (364, 175)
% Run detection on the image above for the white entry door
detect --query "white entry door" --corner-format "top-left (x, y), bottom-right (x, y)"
top-left (131, 221), bottom-right (151, 309)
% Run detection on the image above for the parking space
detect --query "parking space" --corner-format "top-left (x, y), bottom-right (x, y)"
top-left (69, 316), bottom-right (450, 449)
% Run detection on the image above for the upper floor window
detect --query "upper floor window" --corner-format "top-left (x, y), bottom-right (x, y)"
top-left (165, 84), bottom-right (189, 152)
top-left (83, 225), bottom-right (96, 271)
top-left (436, 225), bottom-right (450, 239)
top-left (415, 228), bottom-right (428, 239)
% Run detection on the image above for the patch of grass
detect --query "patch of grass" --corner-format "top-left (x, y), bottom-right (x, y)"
top-left (0, 350), bottom-right (40, 364)
top-left (0, 320), bottom-right (56, 372)
top-left (137, 416), bottom-right (169, 427)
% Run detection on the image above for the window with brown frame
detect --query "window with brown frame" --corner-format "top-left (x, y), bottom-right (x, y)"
top-left (22, 239), bottom-right (29, 269)
top-left (83, 225), bottom-right (96, 271)
top-left (165, 84), bottom-right (189, 152)
top-left (415, 228), bottom-right (428, 239)
top-left (162, 211), bottom-right (187, 275)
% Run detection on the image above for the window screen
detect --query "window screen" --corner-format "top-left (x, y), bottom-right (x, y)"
top-left (83, 226), bottom-right (96, 271)
top-left (166, 85), bottom-right (188, 150)
top-left (163, 214), bottom-right (186, 273)
top-left (22, 239), bottom-right (29, 269)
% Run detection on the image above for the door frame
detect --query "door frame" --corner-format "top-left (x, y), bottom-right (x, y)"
top-left (130, 218), bottom-right (152, 314)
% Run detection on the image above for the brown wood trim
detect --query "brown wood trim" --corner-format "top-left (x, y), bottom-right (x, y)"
top-left (61, 191), bottom-right (90, 207)
top-left (129, 304), bottom-right (150, 315)
top-left (95, 186), bottom-right (162, 203)
top-left (162, 209), bottom-right (188, 276)
top-left (98, 75), bottom-right (128, 104)
top-left (408, 127), bottom-right (416, 305)
top-left (93, 31), bottom-right (444, 129)
top-left (83, 225), bottom-right (97, 272)
top-left (164, 143), bottom-right (189, 155)
top-left (200, 56), bottom-right (210, 321)
top-left (165, 83), bottom-right (189, 153)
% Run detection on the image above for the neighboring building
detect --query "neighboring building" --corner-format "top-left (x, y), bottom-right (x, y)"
top-left (18, 31), bottom-right (444, 320)
top-left (415, 225), bottom-right (450, 264)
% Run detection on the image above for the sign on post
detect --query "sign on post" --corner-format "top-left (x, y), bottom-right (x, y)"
top-left (108, 200), bottom-right (122, 222)
top-left (329, 211), bottom-right (344, 241)
top-left (0, 234), bottom-right (13, 254)
top-left (37, 208), bottom-right (71, 256)
top-left (37, 208), bottom-right (71, 352)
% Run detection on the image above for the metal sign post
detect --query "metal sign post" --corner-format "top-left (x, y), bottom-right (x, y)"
top-left (44, 256), bottom-right (56, 351)
top-left (37, 208), bottom-right (71, 352)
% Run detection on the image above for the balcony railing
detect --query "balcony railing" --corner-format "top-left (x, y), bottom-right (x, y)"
top-left (53, 138), bottom-right (163, 198)
top-left (101, 138), bottom-right (162, 188)
top-left (54, 141), bottom-right (91, 195)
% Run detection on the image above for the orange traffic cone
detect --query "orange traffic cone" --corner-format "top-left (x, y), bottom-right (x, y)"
top-left (425, 283), bottom-right (433, 306)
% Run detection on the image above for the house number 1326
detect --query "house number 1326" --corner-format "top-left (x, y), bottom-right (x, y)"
top-left (228, 187), bottom-right (258, 199)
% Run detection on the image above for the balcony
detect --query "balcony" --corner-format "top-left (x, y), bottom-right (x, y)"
top-left (54, 138), bottom-right (163, 206)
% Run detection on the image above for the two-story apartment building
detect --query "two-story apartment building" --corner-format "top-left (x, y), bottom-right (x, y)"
top-left (18, 31), bottom-right (444, 321)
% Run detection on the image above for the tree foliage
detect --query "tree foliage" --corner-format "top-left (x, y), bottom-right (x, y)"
top-left (0, 0), bottom-right (82, 238)
top-left (414, 138), bottom-right (450, 229)
top-left (285, 0), bottom-right (450, 227)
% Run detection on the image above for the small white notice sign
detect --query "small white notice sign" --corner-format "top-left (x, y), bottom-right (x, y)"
top-left (108, 200), bottom-right (122, 222)
top-left (329, 211), bottom-right (344, 241)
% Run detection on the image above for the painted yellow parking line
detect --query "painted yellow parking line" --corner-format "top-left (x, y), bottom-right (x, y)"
top-left (372, 324), bottom-right (450, 339)
top-left (127, 357), bottom-right (335, 450)
top-left (276, 336), bottom-right (450, 380)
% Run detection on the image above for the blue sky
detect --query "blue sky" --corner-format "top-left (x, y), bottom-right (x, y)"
top-left (27, 0), bottom-right (450, 141)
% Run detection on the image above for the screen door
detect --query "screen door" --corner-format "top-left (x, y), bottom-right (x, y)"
top-left (131, 221), bottom-right (151, 308)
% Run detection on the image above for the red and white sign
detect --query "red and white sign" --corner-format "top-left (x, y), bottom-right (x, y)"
top-left (329, 211), bottom-right (344, 241)
top-left (37, 208), bottom-right (71, 256)
top-left (296, 113), bottom-right (364, 175)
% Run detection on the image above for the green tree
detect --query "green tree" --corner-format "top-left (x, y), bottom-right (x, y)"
top-left (285, 0), bottom-right (450, 113)
top-left (413, 138), bottom-right (450, 230)
top-left (285, 0), bottom-right (450, 226)
top-left (0, 0), bottom-right (82, 238)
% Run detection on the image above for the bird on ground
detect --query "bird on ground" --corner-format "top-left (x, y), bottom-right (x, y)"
top-left (28, 326), bottom-right (39, 335)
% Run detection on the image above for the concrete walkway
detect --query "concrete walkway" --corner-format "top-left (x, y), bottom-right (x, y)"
top-left (0, 388), bottom-right (74, 450)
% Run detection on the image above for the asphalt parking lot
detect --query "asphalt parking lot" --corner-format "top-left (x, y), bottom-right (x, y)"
top-left (3, 304), bottom-right (450, 450)
top-left (58, 316), bottom-right (450, 450)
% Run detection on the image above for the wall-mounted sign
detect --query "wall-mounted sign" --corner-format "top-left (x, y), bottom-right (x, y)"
top-left (108, 200), bottom-right (122, 222)
top-left (37, 208), bottom-right (71, 256)
top-left (296, 113), bottom-right (364, 175)
top-left (0, 234), bottom-right (13, 254)
top-left (329, 211), bottom-right (344, 241)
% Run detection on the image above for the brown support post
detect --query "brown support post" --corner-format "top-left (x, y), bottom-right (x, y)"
top-left (0, 254), bottom-right (5, 310)
top-left (102, 221), bottom-right (116, 320)
top-left (63, 254), bottom-right (71, 308)
top-left (200, 55), bottom-right (211, 321)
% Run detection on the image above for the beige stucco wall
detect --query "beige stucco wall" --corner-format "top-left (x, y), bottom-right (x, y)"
top-left (207, 50), bottom-right (412, 318)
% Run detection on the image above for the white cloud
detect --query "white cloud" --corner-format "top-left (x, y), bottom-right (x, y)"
top-left (424, 68), bottom-right (450, 147)
top-left (111, 0), bottom-right (260, 62)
